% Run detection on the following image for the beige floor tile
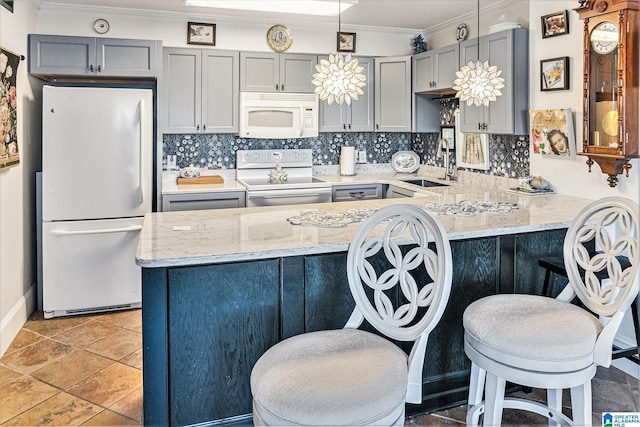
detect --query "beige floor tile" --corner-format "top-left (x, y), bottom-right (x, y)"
top-left (108, 386), bottom-right (143, 422)
top-left (86, 328), bottom-right (142, 362)
top-left (95, 309), bottom-right (142, 332)
top-left (3, 329), bottom-right (45, 355)
top-left (119, 349), bottom-right (143, 370)
top-left (31, 350), bottom-right (114, 390)
top-left (81, 409), bottom-right (140, 426)
top-left (2, 391), bottom-right (102, 426)
top-left (51, 320), bottom-right (124, 348)
top-left (0, 338), bottom-right (74, 373)
top-left (24, 315), bottom-right (91, 337)
top-left (67, 362), bottom-right (142, 408)
top-left (0, 376), bottom-right (59, 424)
top-left (0, 364), bottom-right (23, 387)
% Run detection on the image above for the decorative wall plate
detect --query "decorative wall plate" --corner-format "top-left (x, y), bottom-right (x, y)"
top-left (93, 18), bottom-right (110, 34)
top-left (391, 150), bottom-right (420, 173)
top-left (267, 25), bottom-right (293, 52)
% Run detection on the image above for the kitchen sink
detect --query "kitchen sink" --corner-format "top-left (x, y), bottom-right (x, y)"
top-left (403, 179), bottom-right (449, 187)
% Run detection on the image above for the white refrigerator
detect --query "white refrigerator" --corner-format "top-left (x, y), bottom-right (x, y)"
top-left (40, 85), bottom-right (153, 319)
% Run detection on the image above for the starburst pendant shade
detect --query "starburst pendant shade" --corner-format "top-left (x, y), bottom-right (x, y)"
top-left (453, 60), bottom-right (505, 107)
top-left (312, 53), bottom-right (367, 105)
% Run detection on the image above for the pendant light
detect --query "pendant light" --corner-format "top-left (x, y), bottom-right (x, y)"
top-left (311, 0), bottom-right (366, 105)
top-left (453, 0), bottom-right (505, 107)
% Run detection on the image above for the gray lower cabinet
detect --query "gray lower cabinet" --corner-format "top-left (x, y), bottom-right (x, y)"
top-left (240, 52), bottom-right (317, 93)
top-left (386, 184), bottom-right (414, 198)
top-left (331, 183), bottom-right (383, 202)
top-left (141, 229), bottom-right (567, 426)
top-left (162, 48), bottom-right (239, 134)
top-left (162, 191), bottom-right (246, 211)
top-left (319, 56), bottom-right (374, 132)
top-left (28, 34), bottom-right (160, 78)
top-left (375, 56), bottom-right (412, 132)
top-left (458, 29), bottom-right (529, 135)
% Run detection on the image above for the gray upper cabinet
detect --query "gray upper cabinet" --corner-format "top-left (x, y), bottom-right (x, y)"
top-left (375, 56), bottom-right (412, 132)
top-left (412, 44), bottom-right (459, 92)
top-left (458, 29), bottom-right (529, 135)
top-left (162, 48), bottom-right (239, 134)
top-left (240, 52), bottom-right (317, 93)
top-left (319, 56), bottom-right (374, 132)
top-left (28, 34), bottom-right (160, 78)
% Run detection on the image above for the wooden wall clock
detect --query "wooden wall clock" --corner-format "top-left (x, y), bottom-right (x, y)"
top-left (575, 0), bottom-right (639, 187)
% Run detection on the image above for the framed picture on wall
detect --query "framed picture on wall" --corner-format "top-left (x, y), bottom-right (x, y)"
top-left (1, 0), bottom-right (13, 12)
top-left (541, 10), bottom-right (569, 38)
top-left (529, 108), bottom-right (575, 157)
top-left (440, 126), bottom-right (455, 149)
top-left (337, 32), bottom-right (356, 53)
top-left (187, 22), bottom-right (216, 46)
top-left (540, 57), bottom-right (570, 91)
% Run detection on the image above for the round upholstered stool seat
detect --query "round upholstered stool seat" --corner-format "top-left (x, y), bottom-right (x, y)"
top-left (251, 329), bottom-right (408, 426)
top-left (464, 294), bottom-right (604, 374)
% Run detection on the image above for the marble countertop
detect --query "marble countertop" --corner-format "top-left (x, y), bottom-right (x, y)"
top-left (138, 177), bottom-right (592, 268)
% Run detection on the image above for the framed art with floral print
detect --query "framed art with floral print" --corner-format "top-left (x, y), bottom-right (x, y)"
top-left (0, 47), bottom-right (20, 170)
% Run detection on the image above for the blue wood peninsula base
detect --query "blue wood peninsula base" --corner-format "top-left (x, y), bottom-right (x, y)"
top-left (136, 189), bottom-right (592, 426)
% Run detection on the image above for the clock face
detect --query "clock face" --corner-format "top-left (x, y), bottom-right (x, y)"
top-left (590, 21), bottom-right (618, 54)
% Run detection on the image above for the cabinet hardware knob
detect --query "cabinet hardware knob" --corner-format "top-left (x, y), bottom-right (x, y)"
top-left (97, 65), bottom-right (102, 72)
top-left (349, 191), bottom-right (365, 199)
top-left (343, 124), bottom-right (346, 130)
top-left (348, 124), bottom-right (351, 130)
top-left (89, 64), bottom-right (94, 72)
top-left (196, 124), bottom-right (200, 131)
top-left (203, 124), bottom-right (206, 131)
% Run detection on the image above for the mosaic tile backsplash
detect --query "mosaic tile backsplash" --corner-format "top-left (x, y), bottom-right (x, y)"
top-left (162, 99), bottom-right (530, 178)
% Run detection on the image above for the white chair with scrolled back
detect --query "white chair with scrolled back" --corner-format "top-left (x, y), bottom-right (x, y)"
top-left (463, 196), bottom-right (639, 426)
top-left (250, 204), bottom-right (453, 426)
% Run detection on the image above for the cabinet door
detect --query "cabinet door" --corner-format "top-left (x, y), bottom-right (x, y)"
top-left (412, 50), bottom-right (435, 93)
top-left (202, 50), bottom-right (240, 133)
top-left (458, 40), bottom-right (485, 133)
top-left (375, 56), bottom-right (412, 132)
top-left (279, 53), bottom-right (317, 93)
top-left (240, 52), bottom-right (279, 92)
top-left (28, 34), bottom-right (96, 76)
top-left (162, 48), bottom-right (201, 133)
top-left (433, 44), bottom-right (459, 90)
top-left (482, 31), bottom-right (514, 134)
top-left (97, 38), bottom-right (159, 77)
top-left (348, 57), bottom-right (374, 132)
top-left (319, 102), bottom-right (347, 132)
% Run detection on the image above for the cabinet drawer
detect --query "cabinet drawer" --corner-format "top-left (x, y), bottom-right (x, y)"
top-left (162, 191), bottom-right (246, 211)
top-left (332, 184), bottom-right (383, 202)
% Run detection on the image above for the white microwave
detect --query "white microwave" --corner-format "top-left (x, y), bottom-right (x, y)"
top-left (239, 92), bottom-right (319, 139)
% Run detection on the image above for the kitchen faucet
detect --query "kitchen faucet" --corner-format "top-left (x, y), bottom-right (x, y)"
top-left (436, 138), bottom-right (457, 181)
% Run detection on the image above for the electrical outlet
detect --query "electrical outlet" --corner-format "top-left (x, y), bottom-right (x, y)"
top-left (357, 150), bottom-right (367, 163)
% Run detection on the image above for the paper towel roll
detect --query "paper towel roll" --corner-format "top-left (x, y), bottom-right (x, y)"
top-left (340, 146), bottom-right (355, 176)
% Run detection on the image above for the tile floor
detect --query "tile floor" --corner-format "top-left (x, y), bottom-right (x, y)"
top-left (0, 309), bottom-right (142, 426)
top-left (1, 309), bottom-right (638, 426)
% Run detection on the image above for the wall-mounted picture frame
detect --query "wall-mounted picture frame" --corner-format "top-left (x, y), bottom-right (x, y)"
top-left (187, 22), bottom-right (216, 46)
top-left (337, 32), bottom-right (356, 53)
top-left (440, 126), bottom-right (455, 149)
top-left (1, 0), bottom-right (13, 12)
top-left (530, 108), bottom-right (575, 157)
top-left (541, 10), bottom-right (569, 38)
top-left (540, 56), bottom-right (570, 91)
top-left (454, 109), bottom-right (490, 170)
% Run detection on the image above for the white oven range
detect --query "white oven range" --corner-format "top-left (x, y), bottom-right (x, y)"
top-left (236, 149), bottom-right (331, 207)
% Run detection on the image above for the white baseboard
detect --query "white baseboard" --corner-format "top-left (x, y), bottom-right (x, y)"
top-left (0, 283), bottom-right (36, 357)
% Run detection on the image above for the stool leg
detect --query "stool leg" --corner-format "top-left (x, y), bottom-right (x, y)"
top-left (467, 362), bottom-right (486, 427)
top-left (570, 382), bottom-right (592, 427)
top-left (547, 389), bottom-right (562, 427)
top-left (483, 372), bottom-right (506, 427)
top-left (541, 269), bottom-right (553, 297)
top-left (632, 295), bottom-right (640, 359)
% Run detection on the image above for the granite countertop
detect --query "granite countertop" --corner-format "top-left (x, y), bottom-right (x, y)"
top-left (137, 178), bottom-right (592, 268)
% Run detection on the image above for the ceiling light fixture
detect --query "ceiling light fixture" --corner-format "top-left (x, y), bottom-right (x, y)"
top-left (453, 0), bottom-right (505, 107)
top-left (311, 0), bottom-right (366, 105)
top-left (184, 0), bottom-right (357, 16)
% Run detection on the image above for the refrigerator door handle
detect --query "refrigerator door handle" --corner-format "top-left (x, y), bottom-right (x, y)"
top-left (137, 99), bottom-right (145, 205)
top-left (50, 225), bottom-right (142, 236)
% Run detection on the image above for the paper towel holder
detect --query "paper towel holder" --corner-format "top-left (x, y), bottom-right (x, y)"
top-left (340, 145), bottom-right (356, 176)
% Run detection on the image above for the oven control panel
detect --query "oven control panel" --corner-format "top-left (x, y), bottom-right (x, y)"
top-left (237, 149), bottom-right (312, 169)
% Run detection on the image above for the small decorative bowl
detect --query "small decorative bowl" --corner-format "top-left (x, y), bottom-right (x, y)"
top-left (179, 165), bottom-right (201, 178)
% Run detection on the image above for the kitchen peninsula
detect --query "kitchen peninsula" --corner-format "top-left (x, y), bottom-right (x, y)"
top-left (137, 180), bottom-right (592, 426)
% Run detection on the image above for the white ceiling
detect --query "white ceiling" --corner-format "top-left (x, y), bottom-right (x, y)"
top-left (35, 0), bottom-right (510, 32)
